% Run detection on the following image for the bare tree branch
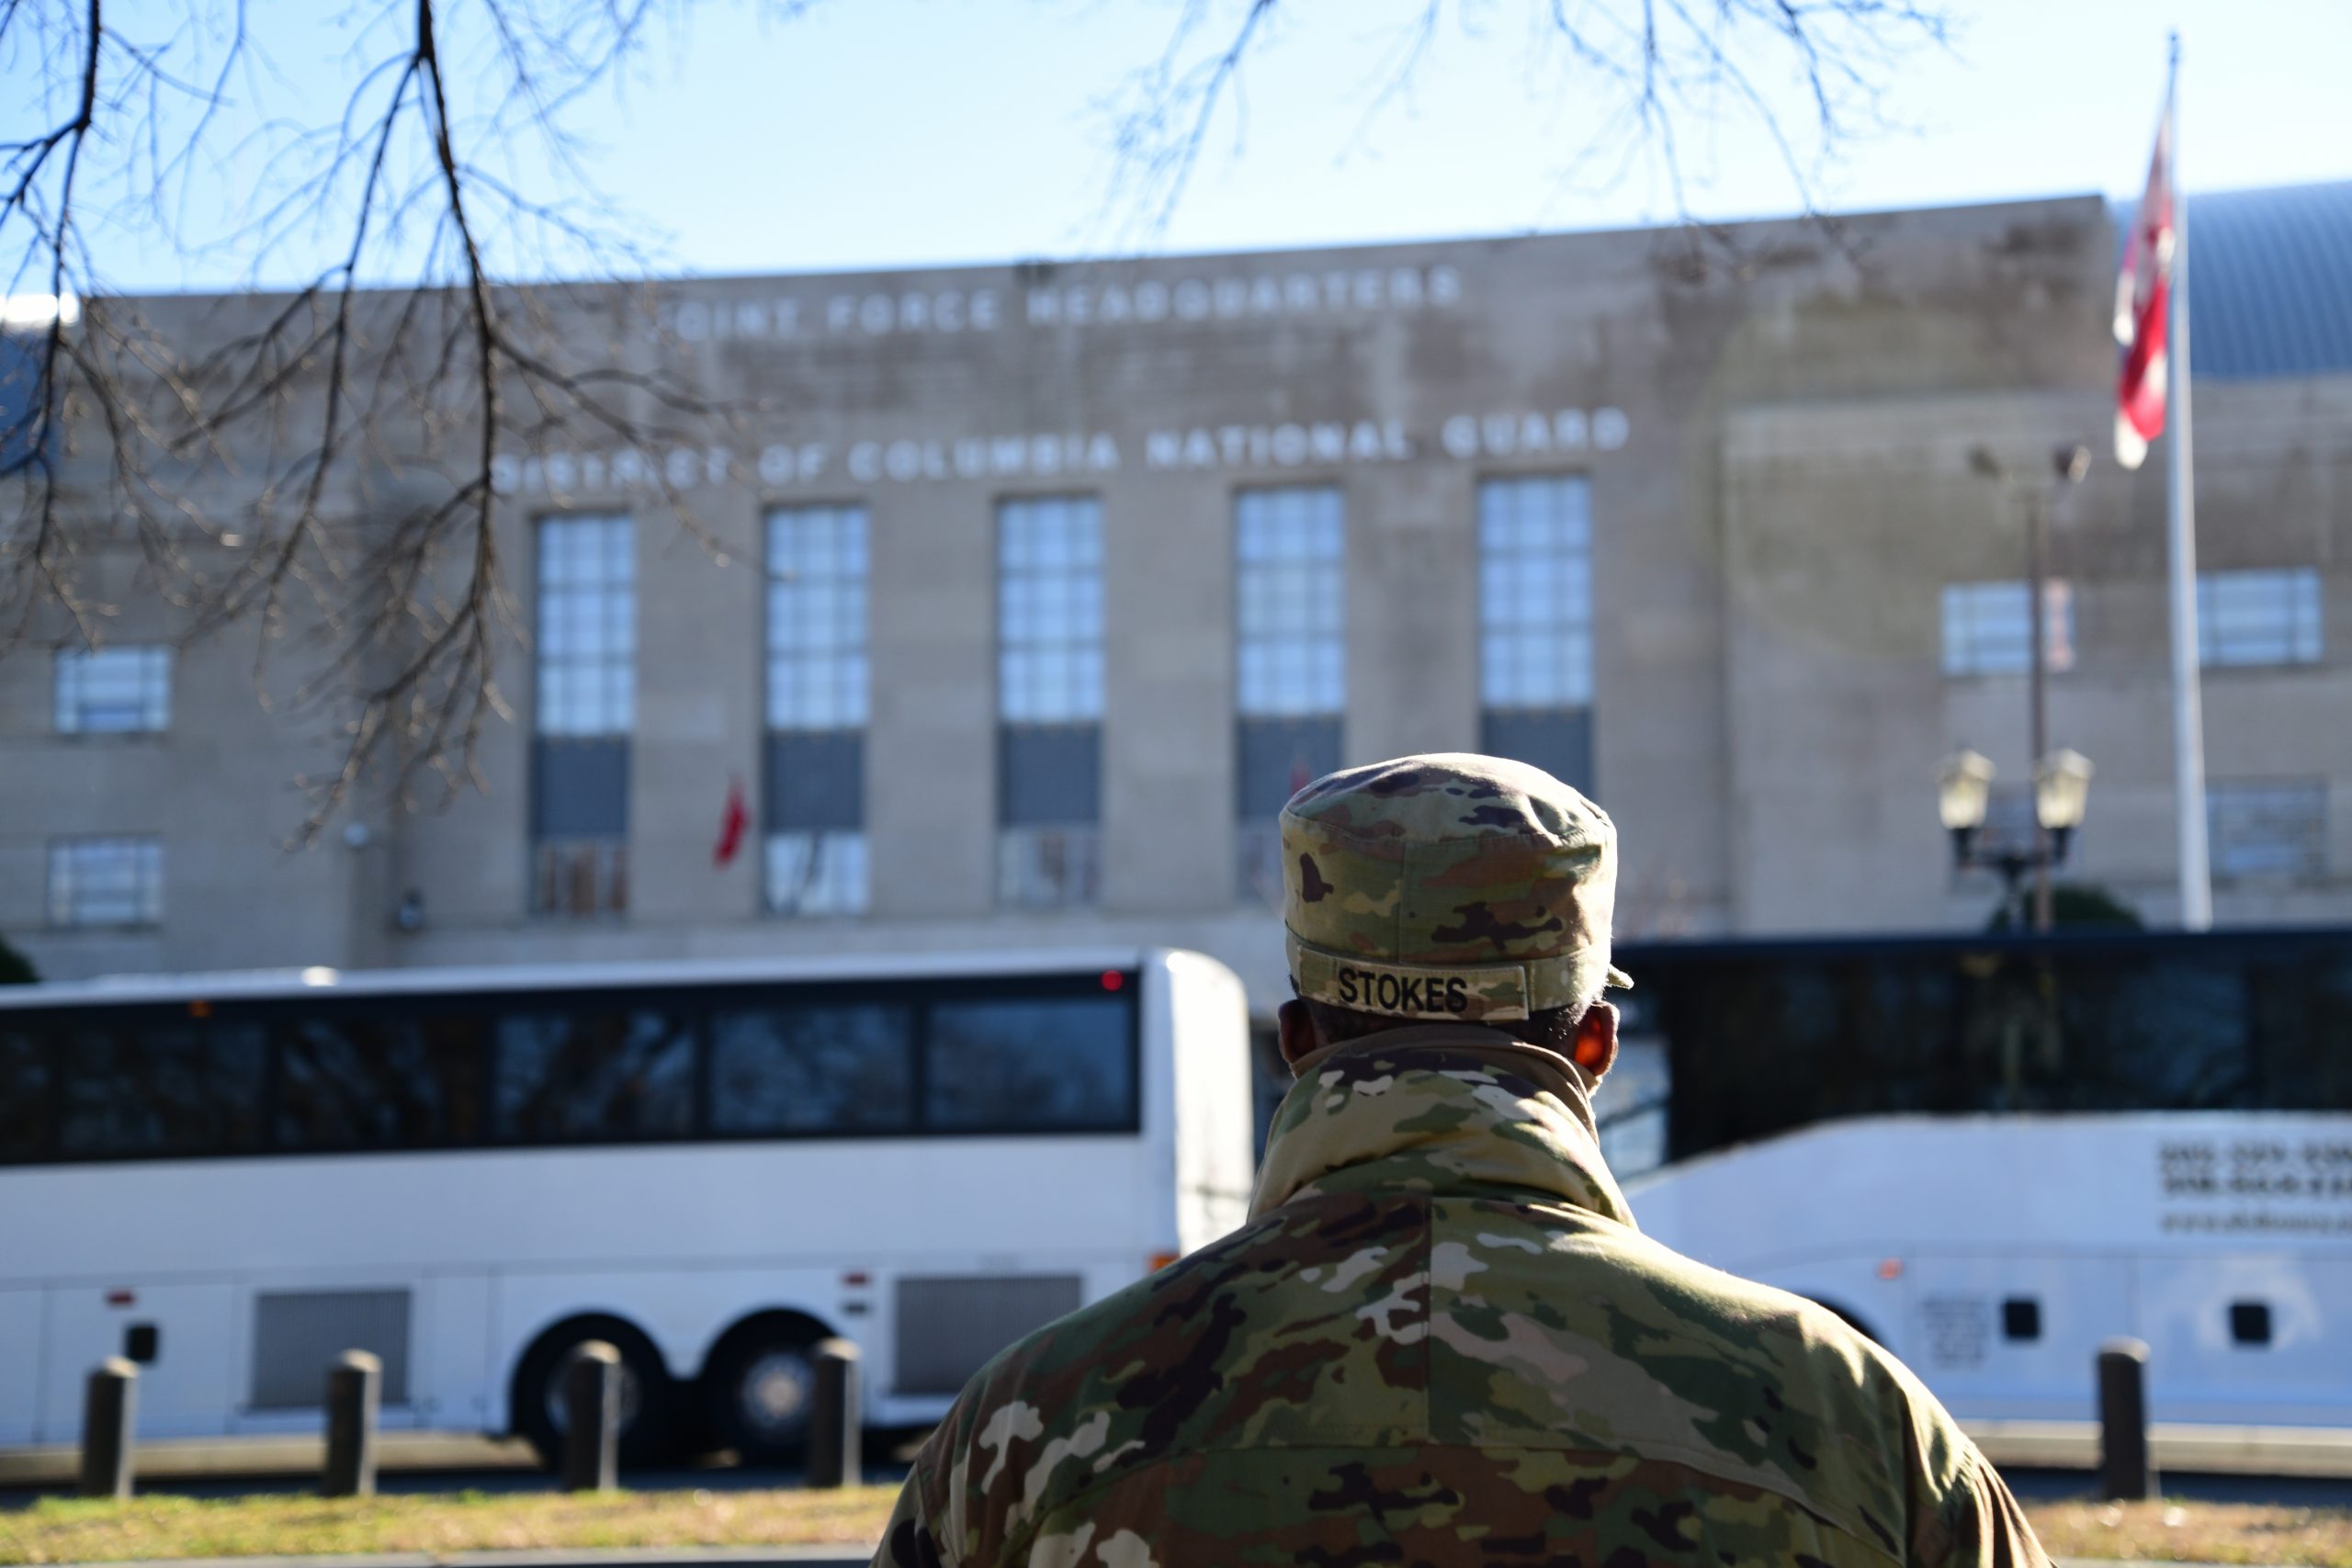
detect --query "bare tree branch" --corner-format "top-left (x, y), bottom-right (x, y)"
top-left (0, 0), bottom-right (1949, 851)
top-left (1097, 0), bottom-right (1953, 258)
top-left (0, 0), bottom-right (741, 842)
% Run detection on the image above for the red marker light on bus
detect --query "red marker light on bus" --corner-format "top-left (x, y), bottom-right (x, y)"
top-left (106, 1290), bottom-right (135, 1308)
top-left (1101, 971), bottom-right (1125, 992)
top-left (841, 1271), bottom-right (870, 1289)
top-left (1877, 1258), bottom-right (1905, 1280)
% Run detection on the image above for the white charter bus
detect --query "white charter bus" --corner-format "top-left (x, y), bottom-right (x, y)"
top-left (1599, 929), bottom-right (2352, 1430)
top-left (0, 948), bottom-right (1253, 1465)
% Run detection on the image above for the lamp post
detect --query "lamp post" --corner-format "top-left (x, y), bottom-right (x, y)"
top-left (1939, 747), bottom-right (2096, 929)
top-left (1965, 442), bottom-right (2093, 931)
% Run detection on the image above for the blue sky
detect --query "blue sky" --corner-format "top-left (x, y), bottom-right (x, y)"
top-left (47, 0), bottom-right (2352, 291)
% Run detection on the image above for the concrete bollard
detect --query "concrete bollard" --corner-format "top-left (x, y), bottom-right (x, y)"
top-left (563, 1341), bottom-right (622, 1493)
top-left (322, 1349), bottom-right (382, 1498)
top-left (807, 1337), bottom-right (863, 1490)
top-left (80, 1357), bottom-right (138, 1499)
top-left (2098, 1337), bottom-right (2155, 1502)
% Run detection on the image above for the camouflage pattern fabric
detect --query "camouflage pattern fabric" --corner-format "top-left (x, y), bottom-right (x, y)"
top-left (874, 1027), bottom-right (2049, 1567)
top-left (1282, 754), bottom-right (1633, 1024)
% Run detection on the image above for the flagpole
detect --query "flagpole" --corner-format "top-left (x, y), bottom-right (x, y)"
top-left (2163, 29), bottom-right (2213, 930)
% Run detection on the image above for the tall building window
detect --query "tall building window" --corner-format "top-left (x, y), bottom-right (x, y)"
top-left (1479, 475), bottom-right (1594, 789)
top-left (2209, 781), bottom-right (2326, 884)
top-left (531, 514), bottom-right (633, 915)
top-left (48, 836), bottom-right (164, 928)
top-left (766, 504), bottom-right (870, 916)
top-left (2199, 568), bottom-right (2323, 667)
top-left (997, 495), bottom-right (1103, 908)
top-left (1940, 581), bottom-right (2075, 676)
top-left (53, 646), bottom-right (171, 734)
top-left (1235, 485), bottom-right (1344, 900)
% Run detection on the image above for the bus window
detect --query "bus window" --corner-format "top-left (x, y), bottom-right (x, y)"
top-left (58, 1020), bottom-right (264, 1159)
top-left (2052, 954), bottom-right (2253, 1110)
top-left (275, 1016), bottom-right (484, 1151)
top-left (709, 1004), bottom-right (913, 1134)
top-left (2255, 946), bottom-right (2352, 1111)
top-left (0, 1028), bottom-right (48, 1161)
top-left (495, 1007), bottom-right (695, 1143)
top-left (926, 996), bottom-right (1133, 1132)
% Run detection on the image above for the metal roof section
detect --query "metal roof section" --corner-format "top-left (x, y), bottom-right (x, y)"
top-left (2117, 181), bottom-right (2352, 380)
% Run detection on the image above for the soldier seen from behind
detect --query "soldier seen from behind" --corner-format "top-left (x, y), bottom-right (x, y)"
top-left (876, 752), bottom-right (2051, 1566)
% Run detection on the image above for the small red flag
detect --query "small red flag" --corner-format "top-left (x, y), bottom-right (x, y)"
top-left (713, 775), bottom-right (749, 867)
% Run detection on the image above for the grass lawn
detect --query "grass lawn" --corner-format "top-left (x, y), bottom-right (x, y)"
top-left (0, 1488), bottom-right (897, 1564)
top-left (2028, 1497), bottom-right (2352, 1565)
top-left (5, 1489), bottom-right (2352, 1565)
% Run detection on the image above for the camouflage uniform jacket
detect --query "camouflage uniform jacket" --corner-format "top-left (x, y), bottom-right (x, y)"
top-left (875, 1025), bottom-right (2049, 1567)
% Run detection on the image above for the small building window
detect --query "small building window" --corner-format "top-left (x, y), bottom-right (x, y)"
top-left (0, 326), bottom-right (56, 474)
top-left (54, 646), bottom-right (171, 734)
top-left (2001, 1297), bottom-right (2041, 1342)
top-left (998, 496), bottom-right (1103, 909)
top-left (1941, 581), bottom-right (2074, 677)
top-left (2199, 568), bottom-right (2322, 667)
top-left (2209, 780), bottom-right (2326, 884)
top-left (765, 830), bottom-right (868, 918)
top-left (1236, 485), bottom-right (1344, 900)
top-left (47, 835), bottom-right (164, 928)
top-left (2229, 1300), bottom-right (2272, 1347)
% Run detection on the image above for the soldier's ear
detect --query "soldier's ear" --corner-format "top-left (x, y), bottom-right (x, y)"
top-left (1277, 998), bottom-right (1320, 1069)
top-left (1570, 1000), bottom-right (1618, 1082)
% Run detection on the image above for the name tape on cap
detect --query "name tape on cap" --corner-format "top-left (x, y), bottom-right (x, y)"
top-left (1289, 936), bottom-right (1531, 1021)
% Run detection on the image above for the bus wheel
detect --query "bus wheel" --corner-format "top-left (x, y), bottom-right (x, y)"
top-left (703, 1315), bottom-right (831, 1465)
top-left (512, 1316), bottom-right (679, 1472)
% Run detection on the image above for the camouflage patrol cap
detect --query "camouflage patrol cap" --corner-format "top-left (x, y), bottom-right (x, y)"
top-left (1282, 752), bottom-right (1631, 1024)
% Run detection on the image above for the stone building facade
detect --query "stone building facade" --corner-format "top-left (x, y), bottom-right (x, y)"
top-left (5, 185), bottom-right (2347, 1016)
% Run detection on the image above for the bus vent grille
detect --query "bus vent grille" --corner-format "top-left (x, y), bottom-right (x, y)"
top-left (249, 1289), bottom-right (412, 1410)
top-left (894, 1274), bottom-right (1081, 1396)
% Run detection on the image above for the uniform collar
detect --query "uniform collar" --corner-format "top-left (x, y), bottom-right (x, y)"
top-left (1250, 1023), bottom-right (1635, 1226)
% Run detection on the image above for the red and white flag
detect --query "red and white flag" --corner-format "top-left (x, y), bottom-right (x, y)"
top-left (2114, 102), bottom-right (2176, 469)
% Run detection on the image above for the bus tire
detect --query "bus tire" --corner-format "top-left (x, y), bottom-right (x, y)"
top-left (511, 1315), bottom-right (680, 1472)
top-left (701, 1312), bottom-right (834, 1465)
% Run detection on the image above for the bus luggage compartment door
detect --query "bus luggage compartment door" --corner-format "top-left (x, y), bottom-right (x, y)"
top-left (35, 1281), bottom-right (237, 1443)
top-left (1901, 1256), bottom-right (2132, 1424)
top-left (2138, 1253), bottom-right (2350, 1425)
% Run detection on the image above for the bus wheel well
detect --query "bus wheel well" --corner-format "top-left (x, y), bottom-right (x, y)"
top-left (506, 1312), bottom-right (678, 1469)
top-left (699, 1308), bottom-right (835, 1381)
top-left (1806, 1298), bottom-right (1881, 1344)
top-left (696, 1308), bottom-right (839, 1463)
top-left (512, 1312), bottom-right (666, 1390)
